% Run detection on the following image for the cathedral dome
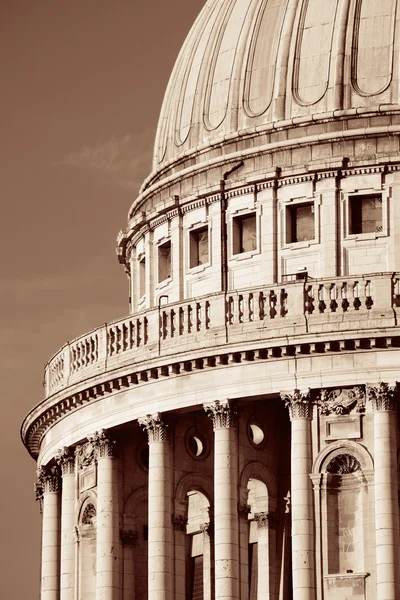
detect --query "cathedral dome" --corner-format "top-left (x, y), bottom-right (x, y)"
top-left (143, 0), bottom-right (400, 193)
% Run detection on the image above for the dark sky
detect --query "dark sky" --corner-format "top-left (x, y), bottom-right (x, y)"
top-left (0, 1), bottom-right (204, 596)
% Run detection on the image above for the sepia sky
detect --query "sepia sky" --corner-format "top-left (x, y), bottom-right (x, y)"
top-left (0, 1), bottom-right (204, 596)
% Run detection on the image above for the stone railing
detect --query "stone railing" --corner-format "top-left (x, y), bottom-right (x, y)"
top-left (44, 273), bottom-right (399, 397)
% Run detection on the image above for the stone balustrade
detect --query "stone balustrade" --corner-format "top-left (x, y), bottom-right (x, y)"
top-left (42, 273), bottom-right (400, 398)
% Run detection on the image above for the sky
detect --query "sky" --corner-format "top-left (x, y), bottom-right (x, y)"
top-left (0, 1), bottom-right (204, 596)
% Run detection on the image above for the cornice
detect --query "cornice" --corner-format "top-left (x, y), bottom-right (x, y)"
top-left (22, 326), bottom-right (400, 459)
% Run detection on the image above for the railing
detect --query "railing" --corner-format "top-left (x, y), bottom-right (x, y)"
top-left (44, 274), bottom-right (399, 397)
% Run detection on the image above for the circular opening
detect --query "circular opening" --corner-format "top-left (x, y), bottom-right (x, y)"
top-left (249, 423), bottom-right (265, 446)
top-left (188, 435), bottom-right (204, 457)
top-left (185, 428), bottom-right (208, 460)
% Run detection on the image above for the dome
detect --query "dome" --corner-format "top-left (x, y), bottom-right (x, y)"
top-left (144, 0), bottom-right (400, 191)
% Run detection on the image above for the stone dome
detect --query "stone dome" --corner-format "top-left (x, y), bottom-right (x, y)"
top-left (143, 0), bottom-right (400, 192)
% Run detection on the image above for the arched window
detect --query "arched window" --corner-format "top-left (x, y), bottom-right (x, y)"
top-left (247, 478), bottom-right (269, 600)
top-left (185, 490), bottom-right (211, 600)
top-left (77, 498), bottom-right (97, 600)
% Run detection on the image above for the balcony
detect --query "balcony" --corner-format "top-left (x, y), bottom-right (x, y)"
top-left (43, 273), bottom-right (399, 399)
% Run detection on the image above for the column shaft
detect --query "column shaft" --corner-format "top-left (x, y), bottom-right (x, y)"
top-left (370, 384), bottom-right (400, 600)
top-left (140, 413), bottom-right (173, 600)
top-left (205, 400), bottom-right (239, 599)
top-left (56, 448), bottom-right (76, 600)
top-left (39, 468), bottom-right (61, 600)
top-left (91, 431), bottom-right (120, 600)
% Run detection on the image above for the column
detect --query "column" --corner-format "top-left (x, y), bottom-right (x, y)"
top-left (55, 447), bottom-right (76, 600)
top-left (139, 413), bottom-right (173, 600)
top-left (90, 429), bottom-right (120, 600)
top-left (204, 399), bottom-right (239, 599)
top-left (281, 389), bottom-right (315, 600)
top-left (368, 383), bottom-right (400, 600)
top-left (38, 465), bottom-right (61, 600)
top-left (254, 512), bottom-right (270, 600)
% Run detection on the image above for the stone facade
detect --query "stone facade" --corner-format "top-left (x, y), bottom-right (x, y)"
top-left (22, 1), bottom-right (400, 599)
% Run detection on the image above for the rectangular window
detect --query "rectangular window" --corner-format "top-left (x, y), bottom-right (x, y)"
top-left (158, 241), bottom-right (171, 283)
top-left (139, 257), bottom-right (146, 297)
top-left (349, 193), bottom-right (382, 234)
top-left (286, 202), bottom-right (315, 243)
top-left (232, 213), bottom-right (257, 255)
top-left (190, 226), bottom-right (209, 268)
top-left (190, 555), bottom-right (204, 600)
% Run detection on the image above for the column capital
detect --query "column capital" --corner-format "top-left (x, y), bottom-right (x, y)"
top-left (138, 412), bottom-right (170, 442)
top-left (204, 399), bottom-right (238, 429)
top-left (55, 446), bottom-right (75, 476)
top-left (254, 512), bottom-right (269, 528)
top-left (281, 388), bottom-right (313, 419)
top-left (199, 521), bottom-right (213, 537)
top-left (367, 382), bottom-right (398, 412)
top-left (172, 515), bottom-right (187, 532)
top-left (88, 428), bottom-right (116, 458)
top-left (38, 465), bottom-right (61, 494)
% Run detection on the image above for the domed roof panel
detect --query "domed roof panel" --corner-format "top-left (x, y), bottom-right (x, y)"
top-left (352, 0), bottom-right (396, 96)
top-left (244, 0), bottom-right (287, 117)
top-left (294, 0), bottom-right (338, 106)
top-left (150, 0), bottom-right (400, 188)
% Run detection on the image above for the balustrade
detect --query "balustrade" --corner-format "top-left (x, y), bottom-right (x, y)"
top-left (43, 274), bottom-right (400, 397)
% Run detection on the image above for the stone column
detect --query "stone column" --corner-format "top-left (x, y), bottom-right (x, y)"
top-left (204, 400), bottom-right (239, 599)
top-left (254, 512), bottom-right (270, 600)
top-left (55, 447), bottom-right (76, 600)
top-left (368, 383), bottom-right (400, 600)
top-left (139, 413), bottom-right (173, 600)
top-left (38, 465), bottom-right (61, 600)
top-left (90, 429), bottom-right (120, 600)
top-left (200, 522), bottom-right (213, 600)
top-left (281, 389), bottom-right (315, 600)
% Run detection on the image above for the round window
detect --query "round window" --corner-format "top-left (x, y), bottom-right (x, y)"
top-left (186, 428), bottom-right (208, 460)
top-left (248, 420), bottom-right (265, 448)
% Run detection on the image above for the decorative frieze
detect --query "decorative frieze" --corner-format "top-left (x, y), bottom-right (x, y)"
top-left (88, 429), bottom-right (116, 458)
top-left (204, 400), bottom-right (238, 429)
top-left (37, 465), bottom-right (61, 494)
top-left (120, 529), bottom-right (139, 546)
top-left (76, 441), bottom-right (97, 469)
top-left (138, 412), bottom-right (170, 442)
top-left (367, 382), bottom-right (397, 413)
top-left (280, 389), bottom-right (312, 420)
top-left (326, 454), bottom-right (361, 475)
top-left (55, 446), bottom-right (75, 476)
top-left (81, 503), bottom-right (96, 525)
top-left (172, 515), bottom-right (187, 531)
top-left (318, 386), bottom-right (365, 416)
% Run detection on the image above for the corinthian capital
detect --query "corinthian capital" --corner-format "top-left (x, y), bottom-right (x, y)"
top-left (138, 413), bottom-right (170, 443)
top-left (204, 400), bottom-right (238, 429)
top-left (88, 429), bottom-right (116, 458)
top-left (37, 465), bottom-right (61, 494)
top-left (55, 446), bottom-right (75, 476)
top-left (367, 382), bottom-right (397, 413)
top-left (281, 389), bottom-right (312, 420)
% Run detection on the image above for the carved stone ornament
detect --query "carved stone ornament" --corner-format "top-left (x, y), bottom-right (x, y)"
top-left (138, 413), bottom-right (170, 443)
top-left (55, 446), bottom-right (75, 476)
top-left (120, 529), bottom-right (139, 546)
top-left (88, 429), bottom-right (116, 458)
top-left (238, 504), bottom-right (251, 520)
top-left (81, 503), bottom-right (96, 525)
top-left (34, 482), bottom-right (44, 513)
top-left (367, 382), bottom-right (398, 413)
top-left (76, 441), bottom-right (97, 469)
top-left (203, 400), bottom-right (238, 430)
top-left (199, 521), bottom-right (213, 536)
top-left (254, 512), bottom-right (269, 528)
top-left (37, 465), bottom-right (61, 494)
top-left (318, 386), bottom-right (365, 416)
top-left (172, 515), bottom-right (187, 531)
top-left (326, 454), bottom-right (361, 475)
top-left (280, 389), bottom-right (312, 420)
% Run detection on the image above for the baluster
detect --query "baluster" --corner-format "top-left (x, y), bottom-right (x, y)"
top-left (365, 279), bottom-right (373, 309)
top-left (188, 305), bottom-right (193, 333)
top-left (170, 310), bottom-right (176, 337)
top-left (340, 282), bottom-right (349, 312)
top-left (137, 319), bottom-right (142, 346)
top-left (353, 281), bottom-right (362, 311)
top-left (205, 301), bottom-right (211, 329)
top-left (247, 293), bottom-right (253, 322)
top-left (258, 292), bottom-right (265, 320)
top-left (317, 284), bottom-right (325, 314)
top-left (196, 303), bottom-right (201, 331)
top-left (129, 321), bottom-right (135, 349)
